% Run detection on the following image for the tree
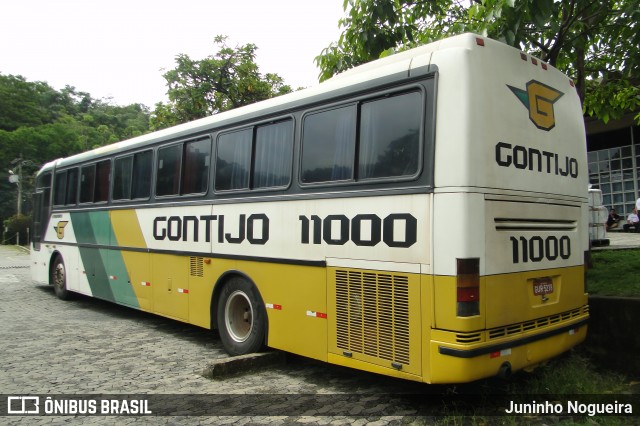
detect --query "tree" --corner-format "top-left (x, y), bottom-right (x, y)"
top-left (0, 73), bottom-right (151, 226)
top-left (316, 0), bottom-right (640, 123)
top-left (150, 36), bottom-right (293, 130)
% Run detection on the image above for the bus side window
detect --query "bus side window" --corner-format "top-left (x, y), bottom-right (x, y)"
top-left (254, 120), bottom-right (293, 188)
top-left (156, 145), bottom-right (182, 196)
top-left (53, 170), bottom-right (67, 206)
top-left (94, 160), bottom-right (111, 202)
top-left (66, 168), bottom-right (79, 204)
top-left (53, 169), bottom-right (78, 206)
top-left (113, 156), bottom-right (133, 200)
top-left (358, 91), bottom-right (421, 179)
top-left (132, 150), bottom-right (152, 199)
top-left (80, 165), bottom-right (96, 203)
top-left (301, 105), bottom-right (356, 183)
top-left (182, 138), bottom-right (211, 194)
top-left (215, 129), bottom-right (252, 191)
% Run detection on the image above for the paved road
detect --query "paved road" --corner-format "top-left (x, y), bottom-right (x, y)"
top-left (0, 245), bottom-right (465, 425)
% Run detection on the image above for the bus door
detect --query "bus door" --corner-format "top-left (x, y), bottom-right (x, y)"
top-left (32, 173), bottom-right (52, 251)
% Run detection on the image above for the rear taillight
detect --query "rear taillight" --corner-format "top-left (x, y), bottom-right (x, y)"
top-left (457, 258), bottom-right (480, 317)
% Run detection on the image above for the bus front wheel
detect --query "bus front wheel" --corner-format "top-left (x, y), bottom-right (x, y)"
top-left (51, 255), bottom-right (70, 300)
top-left (216, 277), bottom-right (266, 356)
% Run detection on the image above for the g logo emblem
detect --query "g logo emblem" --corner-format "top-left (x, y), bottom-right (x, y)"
top-left (508, 80), bottom-right (564, 131)
top-left (53, 221), bottom-right (69, 239)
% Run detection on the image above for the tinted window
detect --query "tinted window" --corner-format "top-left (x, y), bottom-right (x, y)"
top-left (301, 105), bottom-right (356, 183)
top-left (37, 172), bottom-right (52, 189)
top-left (254, 121), bottom-right (292, 188)
top-left (183, 139), bottom-right (211, 194)
top-left (215, 129), bottom-right (252, 191)
top-left (131, 150), bottom-right (152, 199)
top-left (80, 165), bottom-right (96, 203)
top-left (66, 168), bottom-right (78, 204)
top-left (53, 171), bottom-right (67, 206)
top-left (94, 160), bottom-right (111, 202)
top-left (114, 151), bottom-right (152, 200)
top-left (358, 91), bottom-right (421, 179)
top-left (156, 145), bottom-right (182, 196)
top-left (113, 156), bottom-right (133, 200)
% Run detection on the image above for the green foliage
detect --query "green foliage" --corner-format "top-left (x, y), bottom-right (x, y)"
top-left (316, 0), bottom-right (640, 124)
top-left (0, 72), bottom-right (151, 226)
top-left (3, 214), bottom-right (31, 245)
top-left (150, 36), bottom-right (293, 130)
top-left (587, 248), bottom-right (640, 296)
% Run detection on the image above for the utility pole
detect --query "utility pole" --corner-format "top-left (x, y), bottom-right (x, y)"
top-left (9, 154), bottom-right (34, 216)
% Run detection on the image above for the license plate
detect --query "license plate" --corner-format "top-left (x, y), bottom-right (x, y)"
top-left (533, 277), bottom-right (554, 296)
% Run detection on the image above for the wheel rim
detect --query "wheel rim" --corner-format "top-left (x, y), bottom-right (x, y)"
top-left (224, 290), bottom-right (253, 343)
top-left (54, 262), bottom-right (65, 291)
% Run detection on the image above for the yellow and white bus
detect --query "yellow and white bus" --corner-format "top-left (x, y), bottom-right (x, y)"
top-left (31, 33), bottom-right (589, 384)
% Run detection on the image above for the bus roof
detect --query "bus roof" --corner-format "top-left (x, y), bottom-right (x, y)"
top-left (44, 33), bottom-right (557, 172)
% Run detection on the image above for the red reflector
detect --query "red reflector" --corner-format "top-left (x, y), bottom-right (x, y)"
top-left (457, 287), bottom-right (479, 302)
top-left (541, 62), bottom-right (548, 70)
top-left (476, 37), bottom-right (485, 46)
top-left (490, 351), bottom-right (500, 359)
top-left (531, 58), bottom-right (538, 65)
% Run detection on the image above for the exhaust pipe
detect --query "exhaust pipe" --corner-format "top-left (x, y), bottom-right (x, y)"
top-left (498, 362), bottom-right (512, 379)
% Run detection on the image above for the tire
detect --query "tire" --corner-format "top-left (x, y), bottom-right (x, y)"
top-left (51, 255), bottom-right (70, 300)
top-left (216, 277), bottom-right (266, 356)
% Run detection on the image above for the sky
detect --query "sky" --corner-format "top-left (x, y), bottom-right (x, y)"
top-left (1, 0), bottom-right (345, 108)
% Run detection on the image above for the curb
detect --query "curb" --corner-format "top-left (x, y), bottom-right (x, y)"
top-left (202, 351), bottom-right (286, 379)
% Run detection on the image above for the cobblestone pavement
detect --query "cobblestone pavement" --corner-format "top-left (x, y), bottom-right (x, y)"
top-left (0, 245), bottom-right (469, 425)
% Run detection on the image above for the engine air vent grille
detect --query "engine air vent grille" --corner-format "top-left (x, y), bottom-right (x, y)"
top-left (335, 270), bottom-right (410, 365)
top-left (189, 257), bottom-right (204, 277)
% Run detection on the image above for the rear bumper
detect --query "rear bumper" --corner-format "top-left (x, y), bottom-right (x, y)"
top-left (439, 317), bottom-right (588, 358)
top-left (427, 312), bottom-right (588, 384)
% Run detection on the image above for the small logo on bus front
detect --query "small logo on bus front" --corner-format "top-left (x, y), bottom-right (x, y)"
top-left (508, 80), bottom-right (564, 131)
top-left (53, 221), bottom-right (68, 239)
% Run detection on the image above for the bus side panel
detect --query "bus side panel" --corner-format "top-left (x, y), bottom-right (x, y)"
top-left (71, 211), bottom-right (139, 307)
top-left (239, 262), bottom-right (328, 362)
top-left (42, 212), bottom-right (91, 296)
top-left (111, 210), bottom-right (153, 311)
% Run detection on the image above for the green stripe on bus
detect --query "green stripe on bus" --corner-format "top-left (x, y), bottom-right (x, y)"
top-left (71, 211), bottom-right (139, 307)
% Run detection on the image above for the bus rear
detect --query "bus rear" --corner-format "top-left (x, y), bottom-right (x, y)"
top-left (426, 35), bottom-right (588, 383)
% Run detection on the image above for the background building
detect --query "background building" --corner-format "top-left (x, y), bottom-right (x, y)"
top-left (586, 114), bottom-right (640, 217)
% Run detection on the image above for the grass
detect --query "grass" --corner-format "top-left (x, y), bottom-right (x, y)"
top-left (506, 350), bottom-right (628, 395)
top-left (431, 351), bottom-right (634, 425)
top-left (587, 248), bottom-right (640, 296)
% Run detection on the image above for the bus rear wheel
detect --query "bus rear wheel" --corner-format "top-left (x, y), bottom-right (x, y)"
top-left (216, 277), bottom-right (266, 356)
top-left (51, 255), bottom-right (70, 300)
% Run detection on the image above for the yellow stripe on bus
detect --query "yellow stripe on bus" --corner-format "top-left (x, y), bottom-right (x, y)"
top-left (111, 210), bottom-right (153, 311)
